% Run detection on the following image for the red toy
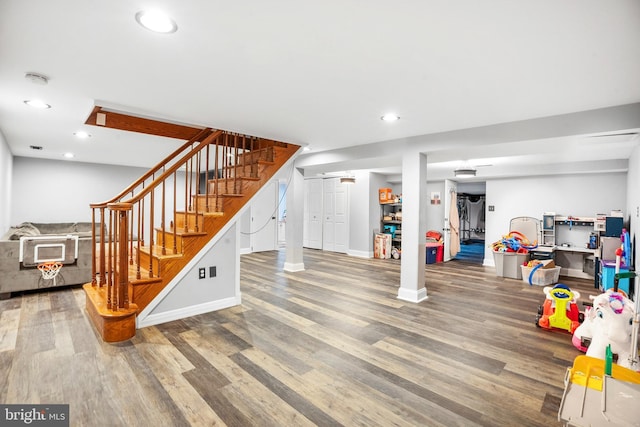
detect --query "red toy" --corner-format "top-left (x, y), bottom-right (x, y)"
top-left (536, 284), bottom-right (583, 333)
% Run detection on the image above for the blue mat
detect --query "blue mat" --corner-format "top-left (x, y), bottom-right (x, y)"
top-left (455, 241), bottom-right (485, 263)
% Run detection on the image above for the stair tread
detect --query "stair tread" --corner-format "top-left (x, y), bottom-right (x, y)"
top-left (207, 176), bottom-right (261, 182)
top-left (195, 193), bottom-right (243, 198)
top-left (155, 227), bottom-right (207, 236)
top-left (138, 245), bottom-right (185, 259)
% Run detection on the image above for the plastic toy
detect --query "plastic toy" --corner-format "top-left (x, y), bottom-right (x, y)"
top-left (536, 284), bottom-right (582, 334)
top-left (573, 290), bottom-right (636, 370)
top-left (491, 230), bottom-right (538, 253)
top-left (571, 305), bottom-right (593, 352)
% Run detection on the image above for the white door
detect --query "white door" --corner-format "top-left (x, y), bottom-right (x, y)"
top-left (251, 180), bottom-right (277, 252)
top-left (333, 180), bottom-right (348, 253)
top-left (322, 179), bottom-right (336, 251)
top-left (443, 179), bottom-right (458, 262)
top-left (304, 178), bottom-right (323, 249)
top-left (322, 178), bottom-right (349, 254)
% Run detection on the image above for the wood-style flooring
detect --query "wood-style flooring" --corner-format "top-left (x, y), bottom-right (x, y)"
top-left (0, 249), bottom-right (601, 426)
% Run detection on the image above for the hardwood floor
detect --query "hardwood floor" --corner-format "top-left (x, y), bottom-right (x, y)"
top-left (0, 249), bottom-right (601, 426)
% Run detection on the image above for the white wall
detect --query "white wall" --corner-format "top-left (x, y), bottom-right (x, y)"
top-left (11, 157), bottom-right (149, 224)
top-left (0, 132), bottom-right (12, 234)
top-left (485, 172), bottom-right (627, 265)
top-left (627, 145), bottom-right (640, 271)
top-left (144, 224), bottom-right (238, 319)
top-left (425, 181), bottom-right (445, 236)
top-left (347, 171), bottom-right (373, 257)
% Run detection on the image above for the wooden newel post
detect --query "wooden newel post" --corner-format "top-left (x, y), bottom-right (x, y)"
top-left (109, 202), bottom-right (133, 310)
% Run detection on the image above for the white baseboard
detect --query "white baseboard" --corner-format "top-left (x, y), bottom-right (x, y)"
top-left (347, 249), bottom-right (372, 258)
top-left (483, 258), bottom-right (495, 267)
top-left (283, 262), bottom-right (305, 272)
top-left (397, 287), bottom-right (428, 303)
top-left (136, 295), bottom-right (241, 329)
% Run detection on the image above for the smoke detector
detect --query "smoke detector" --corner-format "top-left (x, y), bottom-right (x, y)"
top-left (25, 72), bottom-right (49, 85)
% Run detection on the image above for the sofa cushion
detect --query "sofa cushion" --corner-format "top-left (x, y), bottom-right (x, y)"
top-left (1, 222), bottom-right (41, 240)
top-left (31, 222), bottom-right (76, 235)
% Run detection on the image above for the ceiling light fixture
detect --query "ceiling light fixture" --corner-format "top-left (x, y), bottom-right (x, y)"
top-left (25, 72), bottom-right (49, 85)
top-left (24, 99), bottom-right (51, 109)
top-left (340, 177), bottom-right (356, 184)
top-left (135, 10), bottom-right (178, 33)
top-left (63, 152), bottom-right (75, 159)
top-left (381, 113), bottom-right (400, 122)
top-left (454, 168), bottom-right (477, 178)
top-left (74, 131), bottom-right (91, 139)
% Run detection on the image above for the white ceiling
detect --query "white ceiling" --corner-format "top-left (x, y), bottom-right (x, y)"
top-left (1, 0), bottom-right (639, 181)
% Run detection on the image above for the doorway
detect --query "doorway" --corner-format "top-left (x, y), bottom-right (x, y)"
top-left (454, 192), bottom-right (486, 263)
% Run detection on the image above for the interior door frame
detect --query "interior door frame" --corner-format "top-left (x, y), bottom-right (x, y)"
top-left (443, 179), bottom-right (458, 262)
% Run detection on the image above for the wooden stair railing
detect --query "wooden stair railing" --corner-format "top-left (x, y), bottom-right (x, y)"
top-left (84, 128), bottom-right (299, 342)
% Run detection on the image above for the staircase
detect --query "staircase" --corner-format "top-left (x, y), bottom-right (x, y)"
top-left (83, 128), bottom-right (299, 342)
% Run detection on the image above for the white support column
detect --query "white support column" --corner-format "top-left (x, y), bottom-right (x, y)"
top-left (284, 166), bottom-right (305, 272)
top-left (397, 151), bottom-right (428, 302)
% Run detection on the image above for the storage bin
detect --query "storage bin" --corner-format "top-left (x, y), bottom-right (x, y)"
top-left (426, 244), bottom-right (439, 264)
top-left (379, 188), bottom-right (392, 203)
top-left (520, 265), bottom-right (561, 286)
top-left (435, 245), bottom-right (444, 263)
top-left (493, 251), bottom-right (529, 279)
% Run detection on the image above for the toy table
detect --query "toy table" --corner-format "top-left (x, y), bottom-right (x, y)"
top-left (558, 355), bottom-right (640, 426)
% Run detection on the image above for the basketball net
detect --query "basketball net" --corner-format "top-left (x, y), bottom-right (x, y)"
top-left (37, 261), bottom-right (63, 286)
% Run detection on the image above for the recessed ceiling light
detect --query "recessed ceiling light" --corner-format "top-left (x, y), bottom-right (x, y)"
top-left (303, 146), bottom-right (311, 152)
top-left (24, 99), bottom-right (51, 109)
top-left (135, 10), bottom-right (178, 33)
top-left (63, 152), bottom-right (75, 159)
top-left (74, 131), bottom-right (91, 139)
top-left (381, 113), bottom-right (400, 122)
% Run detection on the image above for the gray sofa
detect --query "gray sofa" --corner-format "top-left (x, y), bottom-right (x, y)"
top-left (0, 222), bottom-right (94, 298)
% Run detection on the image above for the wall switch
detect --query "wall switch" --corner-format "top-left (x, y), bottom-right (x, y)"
top-left (210, 266), bottom-right (216, 278)
top-left (198, 267), bottom-right (206, 279)
top-left (488, 205), bottom-right (495, 212)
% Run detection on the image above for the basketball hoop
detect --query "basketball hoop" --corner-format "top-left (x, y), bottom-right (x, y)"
top-left (37, 261), bottom-right (63, 286)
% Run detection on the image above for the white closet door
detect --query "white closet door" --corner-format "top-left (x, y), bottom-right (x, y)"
top-left (322, 179), bottom-right (336, 251)
top-left (333, 181), bottom-right (348, 253)
top-left (304, 178), bottom-right (323, 249)
top-left (322, 178), bottom-right (349, 253)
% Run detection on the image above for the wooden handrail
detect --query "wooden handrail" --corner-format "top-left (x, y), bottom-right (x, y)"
top-left (90, 127), bottom-right (212, 208)
top-left (120, 130), bottom-right (222, 206)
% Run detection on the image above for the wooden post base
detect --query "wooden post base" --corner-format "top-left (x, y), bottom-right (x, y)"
top-left (83, 284), bottom-right (138, 342)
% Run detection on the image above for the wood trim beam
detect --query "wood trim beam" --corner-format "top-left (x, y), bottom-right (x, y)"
top-left (85, 106), bottom-right (206, 140)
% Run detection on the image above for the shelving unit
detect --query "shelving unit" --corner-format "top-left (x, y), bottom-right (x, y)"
top-left (380, 202), bottom-right (402, 250)
top-left (542, 213), bottom-right (555, 246)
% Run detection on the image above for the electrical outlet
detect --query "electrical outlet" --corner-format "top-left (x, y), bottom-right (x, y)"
top-left (198, 268), bottom-right (206, 279)
top-left (488, 205), bottom-right (495, 212)
top-left (209, 266), bottom-right (216, 278)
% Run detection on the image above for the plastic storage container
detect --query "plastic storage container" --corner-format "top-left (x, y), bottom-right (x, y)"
top-left (425, 243), bottom-right (441, 264)
top-left (520, 265), bottom-right (561, 286)
top-left (493, 252), bottom-right (529, 279)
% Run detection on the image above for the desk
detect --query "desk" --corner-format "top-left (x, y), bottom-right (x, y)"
top-left (537, 246), bottom-right (597, 279)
